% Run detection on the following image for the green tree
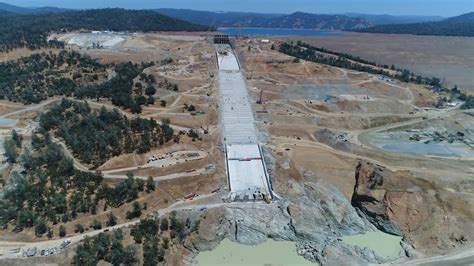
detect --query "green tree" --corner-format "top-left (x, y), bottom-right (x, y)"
top-left (143, 240), bottom-right (159, 266)
top-left (3, 138), bottom-right (17, 163)
top-left (157, 247), bottom-right (165, 262)
top-left (75, 223), bottom-right (85, 233)
top-left (73, 237), bottom-right (98, 265)
top-left (47, 227), bottom-right (54, 239)
top-left (160, 218), bottom-right (169, 231)
top-left (146, 176), bottom-right (155, 192)
top-left (35, 219), bottom-right (47, 236)
top-left (107, 212), bottom-right (118, 227)
top-left (126, 201), bottom-right (142, 219)
top-left (59, 225), bottom-right (66, 237)
top-left (123, 245), bottom-right (138, 266)
top-left (131, 227), bottom-right (143, 244)
top-left (145, 86), bottom-right (156, 96)
top-left (11, 129), bottom-right (22, 148)
top-left (91, 219), bottom-right (102, 230)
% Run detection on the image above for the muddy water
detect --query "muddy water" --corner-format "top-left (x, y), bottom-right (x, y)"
top-left (196, 238), bottom-right (315, 265)
top-left (342, 231), bottom-right (402, 259)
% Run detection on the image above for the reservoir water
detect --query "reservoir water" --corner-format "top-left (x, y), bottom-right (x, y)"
top-left (196, 238), bottom-right (315, 265)
top-left (218, 27), bottom-right (341, 37)
top-left (342, 231), bottom-right (403, 259)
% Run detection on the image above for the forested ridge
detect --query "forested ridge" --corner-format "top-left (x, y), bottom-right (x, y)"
top-left (356, 12), bottom-right (474, 37)
top-left (39, 99), bottom-right (175, 167)
top-left (157, 9), bottom-right (371, 30)
top-left (0, 8), bottom-right (210, 52)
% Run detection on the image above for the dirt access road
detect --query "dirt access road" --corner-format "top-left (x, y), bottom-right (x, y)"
top-left (0, 193), bottom-right (228, 259)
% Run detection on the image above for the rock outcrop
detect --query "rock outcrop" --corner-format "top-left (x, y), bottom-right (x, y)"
top-left (180, 159), bottom-right (473, 265)
top-left (351, 161), bottom-right (474, 254)
top-left (185, 177), bottom-right (388, 265)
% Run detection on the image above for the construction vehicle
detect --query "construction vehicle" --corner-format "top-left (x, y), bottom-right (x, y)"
top-left (184, 192), bottom-right (196, 200)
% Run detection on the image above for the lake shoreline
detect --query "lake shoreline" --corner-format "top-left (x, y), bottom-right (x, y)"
top-left (218, 27), bottom-right (343, 37)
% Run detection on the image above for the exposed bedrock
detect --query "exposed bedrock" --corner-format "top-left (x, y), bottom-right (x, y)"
top-left (184, 178), bottom-right (390, 265)
top-left (351, 160), bottom-right (474, 254)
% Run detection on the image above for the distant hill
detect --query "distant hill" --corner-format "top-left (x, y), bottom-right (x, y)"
top-left (0, 2), bottom-right (67, 14)
top-left (357, 12), bottom-right (474, 36)
top-left (446, 12), bottom-right (474, 23)
top-left (0, 8), bottom-right (210, 52)
top-left (155, 9), bottom-right (280, 29)
top-left (156, 9), bottom-right (372, 30)
top-left (344, 13), bottom-right (444, 25)
top-left (0, 2), bottom-right (31, 13)
top-left (0, 9), bottom-right (13, 15)
top-left (253, 12), bottom-right (371, 30)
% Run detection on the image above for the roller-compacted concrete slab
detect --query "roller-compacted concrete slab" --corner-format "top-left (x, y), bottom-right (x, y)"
top-left (215, 44), bottom-right (272, 202)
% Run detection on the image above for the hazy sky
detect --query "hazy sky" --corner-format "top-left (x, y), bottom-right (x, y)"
top-left (3, 0), bottom-right (473, 16)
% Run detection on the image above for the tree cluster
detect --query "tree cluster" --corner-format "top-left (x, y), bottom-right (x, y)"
top-left (73, 229), bottom-right (138, 266)
top-left (279, 41), bottom-right (444, 86)
top-left (3, 129), bottom-right (22, 163)
top-left (75, 61), bottom-right (156, 113)
top-left (278, 41), bottom-right (473, 108)
top-left (157, 78), bottom-right (179, 92)
top-left (0, 132), bottom-right (103, 231)
top-left (296, 42), bottom-right (378, 66)
top-left (0, 128), bottom-right (153, 232)
top-left (39, 99), bottom-right (174, 167)
top-left (460, 95), bottom-right (474, 109)
top-left (0, 8), bottom-right (209, 52)
top-left (0, 50), bottom-right (106, 104)
top-left (0, 51), bottom-right (162, 111)
top-left (128, 212), bottom-right (200, 265)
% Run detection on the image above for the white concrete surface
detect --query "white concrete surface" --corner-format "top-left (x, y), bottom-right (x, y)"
top-left (227, 143), bottom-right (261, 159)
top-left (217, 52), bottom-right (240, 71)
top-left (226, 144), bottom-right (270, 197)
top-left (215, 44), bottom-right (272, 201)
top-left (216, 45), bottom-right (258, 144)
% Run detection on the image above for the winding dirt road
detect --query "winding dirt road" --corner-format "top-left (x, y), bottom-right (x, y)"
top-left (0, 193), bottom-right (223, 259)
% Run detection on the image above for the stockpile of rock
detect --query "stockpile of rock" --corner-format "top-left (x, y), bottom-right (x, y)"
top-left (408, 130), bottom-right (469, 145)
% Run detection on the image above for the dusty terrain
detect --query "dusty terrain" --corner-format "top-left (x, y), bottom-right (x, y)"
top-left (0, 31), bottom-right (473, 265)
top-left (287, 32), bottom-right (474, 93)
top-left (233, 37), bottom-right (473, 257)
top-left (352, 161), bottom-right (474, 254)
top-left (0, 32), bottom-right (227, 263)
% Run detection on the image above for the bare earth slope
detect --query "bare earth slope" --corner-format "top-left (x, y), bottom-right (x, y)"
top-left (293, 33), bottom-right (474, 92)
top-left (352, 161), bottom-right (474, 255)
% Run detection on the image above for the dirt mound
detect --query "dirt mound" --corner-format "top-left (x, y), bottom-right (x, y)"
top-left (351, 161), bottom-right (474, 255)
